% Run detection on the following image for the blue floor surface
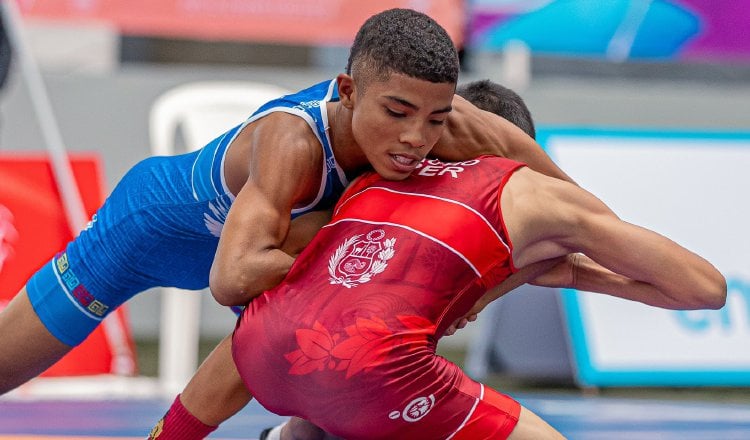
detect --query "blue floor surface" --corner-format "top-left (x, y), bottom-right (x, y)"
top-left (1, 393), bottom-right (749, 439)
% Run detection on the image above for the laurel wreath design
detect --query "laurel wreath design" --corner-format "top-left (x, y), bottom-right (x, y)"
top-left (204, 195), bottom-right (232, 238)
top-left (328, 233), bottom-right (396, 288)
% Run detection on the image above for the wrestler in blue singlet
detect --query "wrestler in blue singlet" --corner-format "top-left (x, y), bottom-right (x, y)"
top-left (27, 79), bottom-right (348, 345)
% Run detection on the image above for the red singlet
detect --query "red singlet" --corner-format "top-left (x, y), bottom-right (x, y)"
top-left (233, 156), bottom-right (525, 439)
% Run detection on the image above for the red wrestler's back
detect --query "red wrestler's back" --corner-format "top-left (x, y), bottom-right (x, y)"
top-left (234, 156), bottom-right (525, 440)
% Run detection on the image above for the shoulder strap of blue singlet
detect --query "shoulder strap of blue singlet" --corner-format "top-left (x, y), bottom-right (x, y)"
top-left (244, 79), bottom-right (349, 217)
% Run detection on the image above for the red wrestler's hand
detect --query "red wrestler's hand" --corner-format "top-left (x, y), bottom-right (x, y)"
top-left (444, 313), bottom-right (478, 336)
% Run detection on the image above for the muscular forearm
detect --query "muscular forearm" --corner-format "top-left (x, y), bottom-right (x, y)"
top-left (551, 254), bottom-right (725, 310)
top-left (211, 249), bottom-right (294, 306)
top-left (578, 216), bottom-right (727, 310)
top-left (570, 254), bottom-right (683, 309)
top-left (211, 210), bottom-right (330, 306)
top-left (477, 111), bottom-right (575, 184)
top-left (433, 100), bottom-right (575, 184)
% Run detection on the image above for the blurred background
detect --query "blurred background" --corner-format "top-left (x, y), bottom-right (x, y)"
top-left (1, 0), bottom-right (749, 399)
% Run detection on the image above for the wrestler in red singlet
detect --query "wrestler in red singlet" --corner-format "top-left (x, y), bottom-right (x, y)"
top-left (233, 156), bottom-right (525, 440)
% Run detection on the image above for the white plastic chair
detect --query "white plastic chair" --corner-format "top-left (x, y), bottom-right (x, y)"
top-left (149, 81), bottom-right (290, 155)
top-left (148, 81), bottom-right (290, 395)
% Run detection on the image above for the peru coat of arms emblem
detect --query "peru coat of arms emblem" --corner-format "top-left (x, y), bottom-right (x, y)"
top-left (328, 229), bottom-right (395, 288)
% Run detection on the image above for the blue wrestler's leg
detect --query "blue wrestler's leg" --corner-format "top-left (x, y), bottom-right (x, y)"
top-left (0, 286), bottom-right (71, 394)
top-left (24, 153), bottom-right (223, 345)
top-left (0, 151), bottom-right (227, 396)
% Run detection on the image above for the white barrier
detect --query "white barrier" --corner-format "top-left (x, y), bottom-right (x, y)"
top-left (543, 128), bottom-right (750, 387)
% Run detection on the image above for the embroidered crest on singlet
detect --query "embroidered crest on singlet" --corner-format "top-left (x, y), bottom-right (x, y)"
top-left (328, 229), bottom-right (395, 288)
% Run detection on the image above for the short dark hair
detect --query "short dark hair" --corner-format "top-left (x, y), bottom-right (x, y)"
top-left (456, 80), bottom-right (536, 139)
top-left (346, 9), bottom-right (459, 87)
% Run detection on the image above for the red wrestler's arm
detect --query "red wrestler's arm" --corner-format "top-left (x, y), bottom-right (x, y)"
top-left (443, 257), bottom-right (564, 336)
top-left (504, 168), bottom-right (726, 310)
top-left (432, 95), bottom-right (576, 184)
top-left (529, 252), bottom-right (725, 310)
top-left (454, 169), bottom-right (726, 333)
top-left (210, 117), bottom-right (323, 306)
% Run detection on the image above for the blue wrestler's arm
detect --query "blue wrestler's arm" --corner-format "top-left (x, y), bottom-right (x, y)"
top-left (432, 95), bottom-right (576, 184)
top-left (209, 115), bottom-right (326, 306)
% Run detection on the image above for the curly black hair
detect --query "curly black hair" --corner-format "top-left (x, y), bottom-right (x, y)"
top-left (346, 9), bottom-right (459, 87)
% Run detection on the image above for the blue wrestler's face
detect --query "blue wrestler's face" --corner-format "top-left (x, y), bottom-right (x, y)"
top-left (343, 72), bottom-right (455, 181)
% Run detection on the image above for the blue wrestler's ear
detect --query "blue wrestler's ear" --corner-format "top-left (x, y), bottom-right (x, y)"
top-left (336, 73), bottom-right (355, 109)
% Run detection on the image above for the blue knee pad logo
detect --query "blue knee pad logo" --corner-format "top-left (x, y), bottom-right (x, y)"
top-left (55, 252), bottom-right (110, 318)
